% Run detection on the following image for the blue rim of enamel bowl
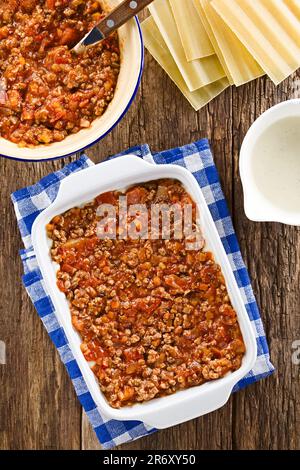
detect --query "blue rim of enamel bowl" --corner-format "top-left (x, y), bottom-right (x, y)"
top-left (0, 17), bottom-right (144, 163)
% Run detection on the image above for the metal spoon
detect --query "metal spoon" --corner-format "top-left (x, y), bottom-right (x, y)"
top-left (73, 0), bottom-right (155, 54)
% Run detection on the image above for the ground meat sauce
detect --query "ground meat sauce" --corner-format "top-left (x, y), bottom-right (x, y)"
top-left (47, 179), bottom-right (246, 408)
top-left (0, 0), bottom-right (120, 146)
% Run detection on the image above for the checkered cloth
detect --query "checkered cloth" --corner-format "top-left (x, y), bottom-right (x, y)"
top-left (11, 139), bottom-right (274, 449)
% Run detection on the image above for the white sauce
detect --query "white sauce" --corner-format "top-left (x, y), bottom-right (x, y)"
top-left (251, 116), bottom-right (300, 213)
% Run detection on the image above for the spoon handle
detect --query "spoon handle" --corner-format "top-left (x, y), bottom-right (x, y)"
top-left (98, 0), bottom-right (155, 38)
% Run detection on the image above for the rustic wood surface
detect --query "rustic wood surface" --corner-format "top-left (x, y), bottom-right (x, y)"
top-left (1, 33), bottom-right (300, 450)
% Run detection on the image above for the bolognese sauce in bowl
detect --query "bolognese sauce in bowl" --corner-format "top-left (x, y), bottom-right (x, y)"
top-left (47, 179), bottom-right (246, 409)
top-left (0, 0), bottom-right (143, 160)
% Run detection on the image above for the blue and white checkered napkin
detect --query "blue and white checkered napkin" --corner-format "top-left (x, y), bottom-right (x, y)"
top-left (11, 139), bottom-right (274, 449)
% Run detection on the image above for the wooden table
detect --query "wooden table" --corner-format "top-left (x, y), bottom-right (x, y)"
top-left (1, 43), bottom-right (300, 450)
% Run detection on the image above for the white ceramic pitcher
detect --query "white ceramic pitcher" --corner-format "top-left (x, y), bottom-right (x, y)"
top-left (240, 99), bottom-right (300, 226)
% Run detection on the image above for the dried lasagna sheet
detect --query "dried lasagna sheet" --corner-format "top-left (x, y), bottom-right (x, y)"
top-left (285, 0), bottom-right (300, 17)
top-left (193, 0), bottom-right (234, 84)
top-left (194, 0), bottom-right (264, 86)
top-left (142, 16), bottom-right (229, 111)
top-left (211, 0), bottom-right (300, 85)
top-left (149, 0), bottom-right (225, 92)
top-left (169, 0), bottom-right (214, 61)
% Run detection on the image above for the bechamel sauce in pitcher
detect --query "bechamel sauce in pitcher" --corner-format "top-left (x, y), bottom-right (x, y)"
top-left (251, 116), bottom-right (300, 213)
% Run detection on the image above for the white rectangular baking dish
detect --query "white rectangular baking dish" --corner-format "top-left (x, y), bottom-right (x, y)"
top-left (31, 155), bottom-right (257, 429)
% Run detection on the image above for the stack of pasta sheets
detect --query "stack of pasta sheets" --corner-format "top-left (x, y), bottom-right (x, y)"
top-left (142, 0), bottom-right (300, 110)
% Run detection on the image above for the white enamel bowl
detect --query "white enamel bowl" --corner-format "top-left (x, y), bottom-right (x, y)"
top-left (32, 155), bottom-right (257, 429)
top-left (0, 0), bottom-right (143, 162)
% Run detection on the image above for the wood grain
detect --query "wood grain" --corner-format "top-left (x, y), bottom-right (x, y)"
top-left (231, 73), bottom-right (300, 450)
top-left (0, 158), bottom-right (81, 450)
top-left (1, 43), bottom-right (300, 451)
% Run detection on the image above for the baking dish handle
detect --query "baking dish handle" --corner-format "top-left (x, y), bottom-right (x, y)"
top-left (50, 155), bottom-right (154, 209)
top-left (140, 382), bottom-right (235, 429)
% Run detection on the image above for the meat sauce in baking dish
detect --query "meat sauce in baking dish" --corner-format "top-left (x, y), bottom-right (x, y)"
top-left (47, 179), bottom-right (245, 408)
top-left (0, 0), bottom-right (120, 146)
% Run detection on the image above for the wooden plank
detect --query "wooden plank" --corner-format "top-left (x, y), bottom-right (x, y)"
top-left (231, 72), bottom-right (300, 450)
top-left (0, 157), bottom-right (81, 450)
